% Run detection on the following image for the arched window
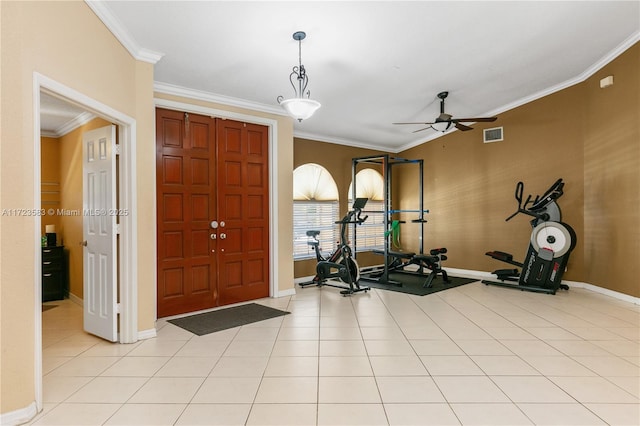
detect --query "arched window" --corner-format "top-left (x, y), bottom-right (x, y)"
top-left (348, 168), bottom-right (385, 251)
top-left (293, 163), bottom-right (339, 259)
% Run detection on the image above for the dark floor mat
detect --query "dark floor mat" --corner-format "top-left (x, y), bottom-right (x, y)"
top-left (168, 303), bottom-right (290, 336)
top-left (360, 272), bottom-right (477, 296)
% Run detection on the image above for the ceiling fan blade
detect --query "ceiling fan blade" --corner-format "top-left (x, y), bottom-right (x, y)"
top-left (412, 126), bottom-right (433, 133)
top-left (452, 117), bottom-right (497, 123)
top-left (393, 122), bottom-right (435, 125)
top-left (455, 122), bottom-right (473, 131)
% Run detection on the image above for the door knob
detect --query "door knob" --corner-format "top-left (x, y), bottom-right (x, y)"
top-left (80, 240), bottom-right (88, 247)
top-left (219, 233), bottom-right (227, 240)
top-left (210, 220), bottom-right (219, 229)
top-left (210, 233), bottom-right (217, 240)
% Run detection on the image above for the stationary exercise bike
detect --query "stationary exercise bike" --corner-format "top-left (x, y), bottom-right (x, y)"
top-left (299, 198), bottom-right (370, 295)
top-left (483, 178), bottom-right (577, 295)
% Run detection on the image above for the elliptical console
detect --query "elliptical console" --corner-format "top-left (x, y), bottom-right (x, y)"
top-left (483, 179), bottom-right (577, 295)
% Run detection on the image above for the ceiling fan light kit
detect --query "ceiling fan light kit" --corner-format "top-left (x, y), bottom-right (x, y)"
top-left (277, 31), bottom-right (321, 122)
top-left (394, 90), bottom-right (497, 133)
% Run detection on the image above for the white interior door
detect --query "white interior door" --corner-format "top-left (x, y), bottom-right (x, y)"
top-left (82, 125), bottom-right (118, 342)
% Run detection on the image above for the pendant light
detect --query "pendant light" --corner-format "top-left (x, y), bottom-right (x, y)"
top-left (277, 31), bottom-right (321, 122)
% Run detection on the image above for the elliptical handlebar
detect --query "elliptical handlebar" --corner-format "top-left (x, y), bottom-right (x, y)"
top-left (505, 179), bottom-right (564, 222)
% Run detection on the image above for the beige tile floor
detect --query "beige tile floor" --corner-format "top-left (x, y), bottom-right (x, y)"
top-left (31, 281), bottom-right (639, 425)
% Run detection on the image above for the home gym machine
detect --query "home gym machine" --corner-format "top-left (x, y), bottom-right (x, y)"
top-left (352, 155), bottom-right (450, 288)
top-left (483, 178), bottom-right (577, 295)
top-left (299, 197), bottom-right (370, 295)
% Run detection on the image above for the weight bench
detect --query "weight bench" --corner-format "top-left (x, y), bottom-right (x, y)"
top-left (372, 248), bottom-right (450, 288)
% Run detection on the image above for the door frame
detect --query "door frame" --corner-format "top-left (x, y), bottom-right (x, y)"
top-left (33, 73), bottom-right (138, 410)
top-left (154, 98), bottom-right (281, 307)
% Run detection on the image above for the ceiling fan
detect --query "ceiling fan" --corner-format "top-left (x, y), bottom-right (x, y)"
top-left (394, 91), bottom-right (497, 133)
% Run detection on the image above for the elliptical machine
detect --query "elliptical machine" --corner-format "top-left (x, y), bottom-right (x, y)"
top-left (299, 198), bottom-right (370, 295)
top-left (483, 178), bottom-right (577, 295)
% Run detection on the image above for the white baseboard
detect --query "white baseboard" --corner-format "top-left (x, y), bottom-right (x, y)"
top-left (444, 267), bottom-right (640, 305)
top-left (137, 328), bottom-right (157, 340)
top-left (276, 287), bottom-right (297, 297)
top-left (294, 276), bottom-right (314, 284)
top-left (0, 401), bottom-right (37, 426)
top-left (565, 280), bottom-right (640, 305)
top-left (68, 292), bottom-right (82, 306)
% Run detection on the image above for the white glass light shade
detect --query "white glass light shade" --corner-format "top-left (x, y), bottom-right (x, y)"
top-left (280, 98), bottom-right (321, 122)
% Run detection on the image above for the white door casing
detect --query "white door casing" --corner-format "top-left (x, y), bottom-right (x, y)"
top-left (82, 125), bottom-right (118, 342)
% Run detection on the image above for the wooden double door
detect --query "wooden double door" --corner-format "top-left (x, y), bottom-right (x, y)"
top-left (156, 108), bottom-right (270, 318)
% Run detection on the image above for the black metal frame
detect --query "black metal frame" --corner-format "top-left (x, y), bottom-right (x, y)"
top-left (351, 155), bottom-right (431, 286)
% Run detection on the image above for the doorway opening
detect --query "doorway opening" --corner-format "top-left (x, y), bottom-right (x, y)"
top-left (34, 73), bottom-right (138, 411)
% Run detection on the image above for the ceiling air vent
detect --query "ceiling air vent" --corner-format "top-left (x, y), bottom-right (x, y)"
top-left (483, 126), bottom-right (503, 143)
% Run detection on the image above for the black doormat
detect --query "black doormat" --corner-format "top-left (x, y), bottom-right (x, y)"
top-left (361, 273), bottom-right (477, 296)
top-left (168, 303), bottom-right (290, 336)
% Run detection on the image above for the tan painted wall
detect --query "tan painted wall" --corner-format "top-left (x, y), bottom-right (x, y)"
top-left (40, 137), bottom-right (61, 236)
top-left (0, 1), bottom-right (155, 414)
top-left (583, 43), bottom-right (639, 297)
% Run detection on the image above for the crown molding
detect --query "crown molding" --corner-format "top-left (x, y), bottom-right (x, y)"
top-left (84, 0), bottom-right (164, 64)
top-left (154, 81), bottom-right (287, 117)
top-left (293, 131), bottom-right (390, 152)
top-left (41, 111), bottom-right (96, 138)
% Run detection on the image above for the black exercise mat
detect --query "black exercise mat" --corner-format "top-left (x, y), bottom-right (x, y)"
top-left (168, 303), bottom-right (290, 336)
top-left (361, 273), bottom-right (477, 296)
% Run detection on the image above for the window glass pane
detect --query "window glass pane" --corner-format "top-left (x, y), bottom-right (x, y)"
top-left (293, 200), bottom-right (339, 259)
top-left (350, 200), bottom-right (385, 251)
top-left (348, 169), bottom-right (385, 252)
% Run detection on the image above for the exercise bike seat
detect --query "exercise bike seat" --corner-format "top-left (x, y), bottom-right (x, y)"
top-left (306, 230), bottom-right (321, 238)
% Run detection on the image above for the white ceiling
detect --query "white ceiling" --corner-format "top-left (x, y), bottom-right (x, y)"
top-left (40, 92), bottom-right (95, 137)
top-left (47, 1), bottom-right (639, 150)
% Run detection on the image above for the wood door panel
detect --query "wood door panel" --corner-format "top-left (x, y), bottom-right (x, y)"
top-left (217, 119), bottom-right (269, 305)
top-left (162, 156), bottom-right (183, 184)
top-left (191, 194), bottom-right (210, 221)
top-left (161, 119), bottom-right (183, 148)
top-left (224, 162), bottom-right (242, 186)
top-left (162, 193), bottom-right (184, 222)
top-left (191, 265), bottom-right (210, 292)
top-left (163, 231), bottom-right (184, 260)
top-left (191, 122), bottom-right (210, 150)
top-left (247, 195), bottom-right (265, 219)
top-left (246, 227), bottom-right (265, 252)
top-left (157, 108), bottom-right (217, 317)
top-left (162, 268), bottom-right (184, 297)
top-left (191, 230), bottom-right (210, 257)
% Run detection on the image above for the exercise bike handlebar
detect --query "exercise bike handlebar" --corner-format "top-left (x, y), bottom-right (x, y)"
top-left (335, 209), bottom-right (368, 225)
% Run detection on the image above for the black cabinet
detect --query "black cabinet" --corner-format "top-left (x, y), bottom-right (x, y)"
top-left (42, 246), bottom-right (65, 302)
